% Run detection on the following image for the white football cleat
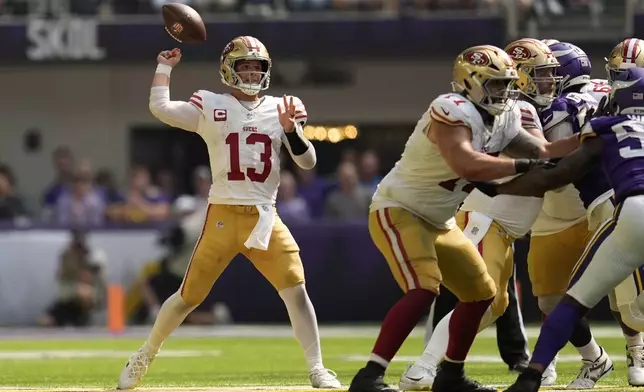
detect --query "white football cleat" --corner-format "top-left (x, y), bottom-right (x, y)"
top-left (399, 363), bottom-right (435, 391)
top-left (117, 349), bottom-right (156, 390)
top-left (627, 345), bottom-right (644, 386)
top-left (567, 347), bottom-right (613, 389)
top-left (309, 368), bottom-right (342, 389)
top-left (541, 356), bottom-right (558, 386)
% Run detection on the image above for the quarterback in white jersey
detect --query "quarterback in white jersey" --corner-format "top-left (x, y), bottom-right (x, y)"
top-left (400, 38), bottom-right (564, 391)
top-left (349, 45), bottom-right (579, 392)
top-left (117, 36), bottom-right (341, 390)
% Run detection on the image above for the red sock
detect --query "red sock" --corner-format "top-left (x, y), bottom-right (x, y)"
top-left (445, 298), bottom-right (493, 362)
top-left (371, 289), bottom-right (436, 363)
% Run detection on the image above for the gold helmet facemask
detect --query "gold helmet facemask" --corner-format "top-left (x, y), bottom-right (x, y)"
top-left (220, 36), bottom-right (272, 96)
top-left (505, 38), bottom-right (562, 107)
top-left (605, 38), bottom-right (644, 84)
top-left (452, 45), bottom-right (520, 116)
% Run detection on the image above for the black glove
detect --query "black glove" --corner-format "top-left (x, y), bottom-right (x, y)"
top-left (580, 96), bottom-right (612, 129)
top-left (594, 95), bottom-right (613, 117)
top-left (469, 181), bottom-right (498, 197)
top-left (514, 159), bottom-right (557, 174)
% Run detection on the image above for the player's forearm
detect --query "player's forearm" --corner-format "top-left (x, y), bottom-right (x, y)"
top-left (542, 134), bottom-right (580, 159)
top-left (286, 123), bottom-right (316, 169)
top-left (496, 141), bottom-right (600, 197)
top-left (149, 65), bottom-right (200, 132)
top-left (460, 155), bottom-right (518, 181)
top-left (291, 146), bottom-right (316, 170)
top-left (495, 172), bottom-right (551, 197)
top-left (152, 72), bottom-right (171, 88)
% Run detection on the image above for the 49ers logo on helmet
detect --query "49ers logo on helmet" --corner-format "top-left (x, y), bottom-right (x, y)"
top-left (621, 39), bottom-right (642, 63)
top-left (508, 45), bottom-right (531, 61)
top-left (222, 42), bottom-right (235, 56)
top-left (464, 51), bottom-right (490, 66)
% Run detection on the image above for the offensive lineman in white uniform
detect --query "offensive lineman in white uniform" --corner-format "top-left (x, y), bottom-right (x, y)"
top-left (116, 36), bottom-right (341, 390)
top-left (348, 45), bottom-right (579, 392)
top-left (399, 38), bottom-right (562, 391)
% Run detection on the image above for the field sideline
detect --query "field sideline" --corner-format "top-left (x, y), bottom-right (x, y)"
top-left (0, 324), bottom-right (639, 392)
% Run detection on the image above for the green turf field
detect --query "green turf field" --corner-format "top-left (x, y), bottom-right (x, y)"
top-left (0, 325), bottom-right (639, 392)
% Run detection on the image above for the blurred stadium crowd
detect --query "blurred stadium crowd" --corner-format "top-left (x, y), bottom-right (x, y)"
top-left (0, 145), bottom-right (386, 226)
top-left (0, 0), bottom-right (595, 17)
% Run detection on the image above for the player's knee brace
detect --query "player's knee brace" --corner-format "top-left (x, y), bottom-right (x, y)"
top-left (538, 294), bottom-right (563, 315)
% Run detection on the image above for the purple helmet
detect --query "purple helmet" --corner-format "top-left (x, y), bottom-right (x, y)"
top-left (547, 42), bottom-right (592, 91)
top-left (610, 67), bottom-right (644, 114)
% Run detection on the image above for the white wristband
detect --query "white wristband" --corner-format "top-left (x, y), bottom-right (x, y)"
top-left (155, 64), bottom-right (173, 77)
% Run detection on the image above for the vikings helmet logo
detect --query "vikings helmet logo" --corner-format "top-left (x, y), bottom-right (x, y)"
top-left (464, 51), bottom-right (491, 66)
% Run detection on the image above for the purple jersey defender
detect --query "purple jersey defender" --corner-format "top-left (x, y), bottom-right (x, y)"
top-left (541, 92), bottom-right (613, 208)
top-left (500, 67), bottom-right (644, 392)
top-left (581, 115), bottom-right (644, 204)
top-left (541, 41), bottom-right (613, 209)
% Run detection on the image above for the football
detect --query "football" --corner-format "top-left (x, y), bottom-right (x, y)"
top-left (162, 3), bottom-right (207, 44)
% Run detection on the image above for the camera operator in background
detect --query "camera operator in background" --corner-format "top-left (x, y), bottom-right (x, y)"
top-left (39, 229), bottom-right (107, 327)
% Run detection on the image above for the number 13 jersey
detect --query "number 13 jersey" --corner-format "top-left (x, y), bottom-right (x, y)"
top-left (190, 91), bottom-right (307, 206)
top-left (371, 93), bottom-right (521, 230)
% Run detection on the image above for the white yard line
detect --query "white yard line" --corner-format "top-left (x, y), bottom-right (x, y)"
top-left (0, 325), bottom-right (628, 339)
top-left (0, 350), bottom-right (221, 359)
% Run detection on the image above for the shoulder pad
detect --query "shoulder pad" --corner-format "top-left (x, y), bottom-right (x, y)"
top-left (582, 79), bottom-right (612, 100)
top-left (541, 98), bottom-right (571, 131)
top-left (515, 100), bottom-right (542, 133)
top-left (266, 95), bottom-right (308, 126)
top-left (189, 90), bottom-right (206, 112)
top-left (562, 92), bottom-right (596, 108)
top-left (429, 94), bottom-right (475, 128)
top-left (586, 115), bottom-right (632, 139)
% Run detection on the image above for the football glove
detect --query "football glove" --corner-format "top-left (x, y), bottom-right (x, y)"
top-left (514, 158), bottom-right (558, 174)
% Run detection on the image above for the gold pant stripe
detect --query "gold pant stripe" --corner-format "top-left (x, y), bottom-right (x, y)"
top-left (376, 208), bottom-right (419, 291)
top-left (635, 268), bottom-right (644, 295)
top-left (180, 204), bottom-right (212, 296)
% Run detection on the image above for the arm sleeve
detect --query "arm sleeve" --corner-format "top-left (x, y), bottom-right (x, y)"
top-left (149, 86), bottom-right (202, 133)
top-left (282, 122), bottom-right (316, 170)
